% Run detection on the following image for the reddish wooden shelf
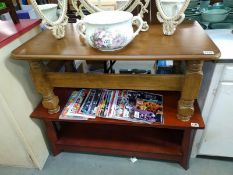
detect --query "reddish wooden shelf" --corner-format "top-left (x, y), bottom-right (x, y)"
top-left (0, 19), bottom-right (41, 49)
top-left (56, 123), bottom-right (183, 161)
top-left (31, 88), bottom-right (205, 129)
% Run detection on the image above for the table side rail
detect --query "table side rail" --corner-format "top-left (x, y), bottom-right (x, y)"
top-left (46, 72), bottom-right (185, 91)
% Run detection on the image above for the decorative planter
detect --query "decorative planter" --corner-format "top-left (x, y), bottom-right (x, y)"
top-left (77, 11), bottom-right (143, 51)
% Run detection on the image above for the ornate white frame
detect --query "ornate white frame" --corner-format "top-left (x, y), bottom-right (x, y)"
top-left (156, 0), bottom-right (190, 35)
top-left (30, 0), bottom-right (190, 39)
top-left (30, 0), bottom-right (150, 39)
top-left (30, 0), bottom-right (68, 39)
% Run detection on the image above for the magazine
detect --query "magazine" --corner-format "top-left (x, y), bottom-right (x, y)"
top-left (134, 98), bottom-right (163, 123)
top-left (64, 89), bottom-right (92, 119)
top-left (95, 89), bottom-right (113, 118)
top-left (122, 91), bottom-right (163, 123)
top-left (78, 89), bottom-right (98, 118)
top-left (89, 89), bottom-right (103, 116)
top-left (105, 90), bottom-right (116, 118)
top-left (96, 90), bottom-right (108, 117)
top-left (103, 90), bottom-right (115, 117)
top-left (108, 90), bottom-right (119, 118)
top-left (59, 90), bottom-right (88, 120)
top-left (115, 90), bottom-right (128, 119)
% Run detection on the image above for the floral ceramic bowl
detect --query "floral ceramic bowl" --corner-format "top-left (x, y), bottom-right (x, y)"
top-left (77, 11), bottom-right (143, 51)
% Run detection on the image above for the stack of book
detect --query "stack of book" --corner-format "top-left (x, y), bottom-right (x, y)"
top-left (59, 89), bottom-right (164, 124)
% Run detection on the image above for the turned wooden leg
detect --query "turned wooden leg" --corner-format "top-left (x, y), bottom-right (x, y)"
top-left (178, 60), bottom-right (203, 121)
top-left (43, 120), bottom-right (61, 155)
top-left (180, 129), bottom-right (196, 170)
top-left (29, 61), bottom-right (60, 114)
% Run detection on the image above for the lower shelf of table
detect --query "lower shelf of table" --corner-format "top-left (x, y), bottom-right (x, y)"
top-left (55, 122), bottom-right (183, 161)
top-left (31, 88), bottom-right (205, 129)
top-left (32, 88), bottom-right (203, 169)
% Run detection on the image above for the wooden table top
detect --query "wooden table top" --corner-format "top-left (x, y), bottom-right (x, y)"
top-left (12, 21), bottom-right (220, 61)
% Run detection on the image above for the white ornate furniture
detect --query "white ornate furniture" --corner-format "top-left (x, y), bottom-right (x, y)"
top-left (156, 0), bottom-right (190, 35)
top-left (30, 0), bottom-right (191, 38)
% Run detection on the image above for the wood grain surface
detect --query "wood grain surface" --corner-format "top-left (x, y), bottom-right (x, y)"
top-left (46, 73), bottom-right (184, 91)
top-left (12, 21), bottom-right (220, 61)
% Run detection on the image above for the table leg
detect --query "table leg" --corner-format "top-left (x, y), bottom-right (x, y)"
top-left (177, 60), bottom-right (203, 121)
top-left (43, 120), bottom-right (61, 156)
top-left (29, 61), bottom-right (60, 114)
top-left (180, 128), bottom-right (196, 170)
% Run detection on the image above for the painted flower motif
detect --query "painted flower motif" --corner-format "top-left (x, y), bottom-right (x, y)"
top-left (90, 28), bottom-right (127, 50)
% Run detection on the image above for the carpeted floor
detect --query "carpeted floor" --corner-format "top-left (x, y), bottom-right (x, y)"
top-left (0, 152), bottom-right (233, 175)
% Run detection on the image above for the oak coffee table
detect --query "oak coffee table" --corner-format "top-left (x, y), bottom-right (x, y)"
top-left (12, 21), bottom-right (220, 169)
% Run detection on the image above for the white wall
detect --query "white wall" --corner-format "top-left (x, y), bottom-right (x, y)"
top-left (0, 26), bottom-right (49, 169)
top-left (0, 93), bottom-right (33, 167)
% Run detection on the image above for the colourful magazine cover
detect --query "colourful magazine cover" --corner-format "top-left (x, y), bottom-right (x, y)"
top-left (59, 90), bottom-right (88, 120)
top-left (96, 90), bottom-right (108, 117)
top-left (108, 90), bottom-right (119, 118)
top-left (114, 90), bottom-right (122, 118)
top-left (115, 90), bottom-right (128, 119)
top-left (89, 89), bottom-right (103, 116)
top-left (122, 90), bottom-right (142, 119)
top-left (99, 90), bottom-right (112, 117)
top-left (66, 89), bottom-right (91, 118)
top-left (102, 90), bottom-right (110, 117)
top-left (133, 93), bottom-right (163, 123)
top-left (103, 90), bottom-right (115, 117)
top-left (119, 90), bottom-right (163, 123)
top-left (79, 89), bottom-right (96, 115)
top-left (105, 90), bottom-right (116, 118)
top-left (59, 91), bottom-right (80, 119)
